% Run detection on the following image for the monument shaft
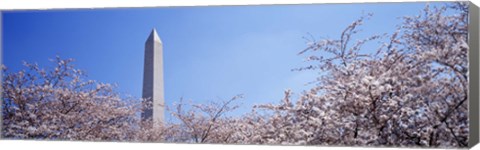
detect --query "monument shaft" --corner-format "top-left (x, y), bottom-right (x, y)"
top-left (142, 29), bottom-right (164, 125)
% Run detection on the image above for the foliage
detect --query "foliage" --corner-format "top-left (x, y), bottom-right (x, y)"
top-left (239, 2), bottom-right (469, 147)
top-left (2, 57), bottom-right (141, 141)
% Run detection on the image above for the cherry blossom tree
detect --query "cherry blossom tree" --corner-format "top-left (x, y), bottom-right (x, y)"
top-left (2, 56), bottom-right (143, 141)
top-left (229, 2), bottom-right (469, 148)
top-left (165, 95), bottom-right (243, 143)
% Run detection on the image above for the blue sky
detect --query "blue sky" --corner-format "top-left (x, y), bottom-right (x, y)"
top-left (2, 2), bottom-right (446, 120)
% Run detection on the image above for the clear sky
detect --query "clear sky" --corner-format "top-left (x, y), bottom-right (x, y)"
top-left (2, 2), bottom-right (447, 120)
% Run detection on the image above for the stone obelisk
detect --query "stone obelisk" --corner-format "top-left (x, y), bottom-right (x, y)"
top-left (142, 28), bottom-right (165, 125)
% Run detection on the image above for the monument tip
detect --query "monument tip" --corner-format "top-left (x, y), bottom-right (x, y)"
top-left (147, 28), bottom-right (162, 44)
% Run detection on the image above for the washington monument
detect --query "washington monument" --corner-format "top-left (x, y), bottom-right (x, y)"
top-left (141, 28), bottom-right (165, 125)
